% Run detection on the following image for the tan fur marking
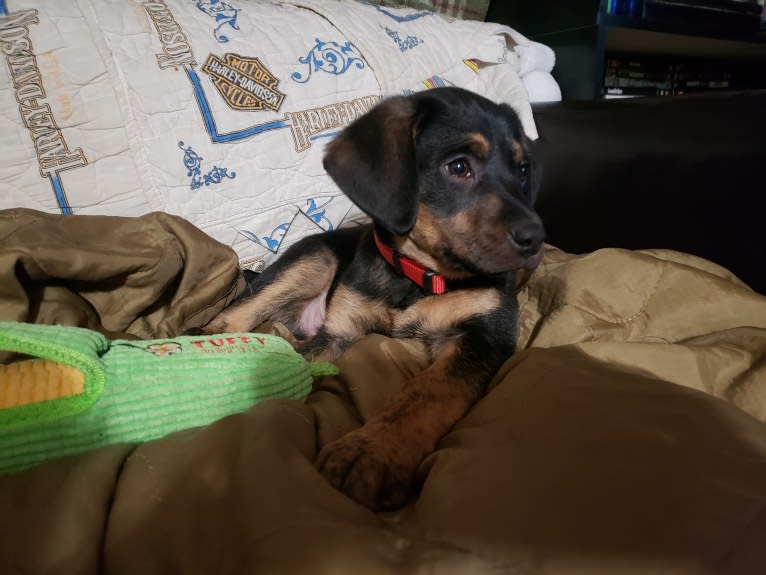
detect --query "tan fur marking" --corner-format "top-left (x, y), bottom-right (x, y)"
top-left (324, 285), bottom-right (394, 338)
top-left (511, 139), bottom-right (524, 164)
top-left (204, 250), bottom-right (337, 333)
top-left (395, 207), bottom-right (473, 279)
top-left (394, 289), bottom-right (501, 336)
top-left (408, 207), bottom-right (441, 248)
top-left (450, 195), bottom-right (502, 233)
top-left (467, 132), bottom-right (490, 160)
top-left (398, 199), bottom-right (510, 279)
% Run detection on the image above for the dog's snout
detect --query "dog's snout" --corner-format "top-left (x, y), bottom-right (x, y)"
top-left (509, 221), bottom-right (545, 255)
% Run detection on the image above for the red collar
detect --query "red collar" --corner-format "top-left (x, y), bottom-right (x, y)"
top-left (373, 227), bottom-right (448, 295)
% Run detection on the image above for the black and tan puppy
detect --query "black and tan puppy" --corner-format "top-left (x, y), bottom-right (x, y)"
top-left (203, 87), bottom-right (545, 510)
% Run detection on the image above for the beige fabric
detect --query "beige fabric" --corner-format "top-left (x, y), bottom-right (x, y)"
top-left (1, 214), bottom-right (765, 574)
top-left (520, 246), bottom-right (766, 420)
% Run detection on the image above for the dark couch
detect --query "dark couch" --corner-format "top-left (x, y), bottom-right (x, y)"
top-left (531, 90), bottom-right (766, 294)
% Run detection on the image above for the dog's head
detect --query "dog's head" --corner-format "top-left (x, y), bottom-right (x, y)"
top-left (323, 87), bottom-right (544, 278)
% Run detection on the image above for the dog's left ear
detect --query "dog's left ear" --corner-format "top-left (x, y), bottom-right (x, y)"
top-left (323, 96), bottom-right (421, 235)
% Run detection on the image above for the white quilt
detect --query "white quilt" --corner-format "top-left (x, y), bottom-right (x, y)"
top-left (1, 0), bottom-right (541, 271)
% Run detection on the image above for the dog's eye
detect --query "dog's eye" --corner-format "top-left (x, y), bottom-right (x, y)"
top-left (446, 158), bottom-right (473, 179)
top-left (519, 161), bottom-right (529, 178)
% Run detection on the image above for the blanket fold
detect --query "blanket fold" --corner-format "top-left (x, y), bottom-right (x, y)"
top-left (1, 209), bottom-right (766, 574)
top-left (0, 208), bottom-right (244, 339)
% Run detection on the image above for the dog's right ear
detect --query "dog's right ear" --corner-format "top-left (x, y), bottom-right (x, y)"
top-left (323, 96), bottom-right (421, 235)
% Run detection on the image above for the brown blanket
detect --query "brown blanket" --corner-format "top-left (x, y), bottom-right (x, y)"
top-left (0, 208), bottom-right (244, 339)
top-left (1, 209), bottom-right (765, 575)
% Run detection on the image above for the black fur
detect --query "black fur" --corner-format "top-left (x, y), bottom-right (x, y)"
top-left (204, 87), bottom-right (545, 510)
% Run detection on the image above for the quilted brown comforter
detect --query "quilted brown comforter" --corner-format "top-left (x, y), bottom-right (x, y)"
top-left (1, 208), bottom-right (765, 575)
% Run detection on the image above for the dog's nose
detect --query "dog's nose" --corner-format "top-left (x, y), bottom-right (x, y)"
top-left (509, 221), bottom-right (545, 255)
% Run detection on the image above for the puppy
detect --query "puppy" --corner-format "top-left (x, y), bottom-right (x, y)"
top-left (203, 87), bottom-right (545, 510)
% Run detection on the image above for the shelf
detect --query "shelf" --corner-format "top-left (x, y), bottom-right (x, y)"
top-left (485, 0), bottom-right (766, 100)
top-left (605, 26), bottom-right (766, 59)
top-left (600, 12), bottom-right (764, 42)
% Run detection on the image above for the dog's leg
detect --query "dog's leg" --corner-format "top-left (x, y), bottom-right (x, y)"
top-left (298, 282), bottom-right (394, 361)
top-left (316, 289), bottom-right (517, 510)
top-left (201, 246), bottom-right (338, 335)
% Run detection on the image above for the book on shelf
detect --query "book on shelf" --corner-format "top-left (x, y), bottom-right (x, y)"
top-left (603, 56), bottom-right (672, 95)
top-left (605, 0), bottom-right (762, 35)
top-left (606, 0), bottom-right (644, 17)
top-left (605, 62), bottom-right (671, 81)
top-left (603, 54), bottom-right (766, 97)
top-left (605, 86), bottom-right (672, 96)
top-left (642, 0), bottom-right (762, 34)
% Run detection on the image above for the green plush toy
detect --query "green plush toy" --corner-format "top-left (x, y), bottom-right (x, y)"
top-left (0, 321), bottom-right (337, 474)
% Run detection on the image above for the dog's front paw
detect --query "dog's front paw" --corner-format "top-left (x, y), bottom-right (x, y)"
top-left (316, 425), bottom-right (421, 510)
